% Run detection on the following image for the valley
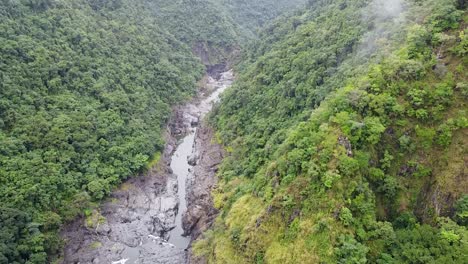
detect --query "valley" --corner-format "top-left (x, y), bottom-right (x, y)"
top-left (61, 69), bottom-right (233, 264)
top-left (0, 0), bottom-right (466, 263)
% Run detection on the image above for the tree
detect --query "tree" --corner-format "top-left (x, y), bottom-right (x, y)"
top-left (335, 235), bottom-right (369, 264)
top-left (363, 117), bottom-right (385, 145)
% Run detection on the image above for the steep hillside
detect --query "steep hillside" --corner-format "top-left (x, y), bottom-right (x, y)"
top-left (142, 0), bottom-right (308, 66)
top-left (142, 0), bottom-right (240, 66)
top-left (0, 0), bottom-right (205, 262)
top-left (0, 0), bottom-right (309, 263)
top-left (196, 0), bottom-right (467, 262)
top-left (217, 0), bottom-right (306, 40)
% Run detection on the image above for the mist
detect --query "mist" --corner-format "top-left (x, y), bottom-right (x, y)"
top-left (358, 0), bottom-right (406, 57)
top-left (372, 0), bottom-right (404, 21)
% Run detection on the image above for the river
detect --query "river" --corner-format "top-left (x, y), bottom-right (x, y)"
top-left (61, 70), bottom-right (233, 264)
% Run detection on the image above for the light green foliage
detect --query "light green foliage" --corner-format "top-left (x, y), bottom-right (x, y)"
top-left (340, 207), bottom-right (353, 226)
top-left (368, 168), bottom-right (385, 182)
top-left (363, 117), bottom-right (386, 145)
top-left (436, 119), bottom-right (456, 147)
top-left (87, 179), bottom-right (110, 201)
top-left (415, 125), bottom-right (436, 149)
top-left (322, 171), bottom-right (342, 188)
top-left (380, 151), bottom-right (394, 171)
top-left (452, 29), bottom-right (468, 56)
top-left (199, 0), bottom-right (468, 263)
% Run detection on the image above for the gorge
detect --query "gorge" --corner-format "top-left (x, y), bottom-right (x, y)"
top-left (0, 0), bottom-right (466, 264)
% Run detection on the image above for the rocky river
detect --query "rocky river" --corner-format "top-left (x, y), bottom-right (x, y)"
top-left (61, 69), bottom-right (233, 264)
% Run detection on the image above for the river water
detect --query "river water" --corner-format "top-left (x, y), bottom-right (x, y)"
top-left (167, 131), bottom-right (195, 249)
top-left (168, 70), bottom-right (233, 249)
top-left (61, 70), bottom-right (233, 264)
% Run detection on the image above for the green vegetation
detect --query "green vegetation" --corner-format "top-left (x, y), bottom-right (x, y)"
top-left (2, 0), bottom-right (466, 263)
top-left (142, 0), bottom-right (240, 65)
top-left (218, 0), bottom-right (306, 40)
top-left (196, 0), bottom-right (468, 263)
top-left (143, 0), bottom-right (307, 65)
top-left (0, 0), bottom-right (206, 262)
top-left (0, 0), bottom-right (308, 262)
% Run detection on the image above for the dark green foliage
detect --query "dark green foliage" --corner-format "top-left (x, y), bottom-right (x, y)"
top-left (213, 0), bottom-right (371, 178)
top-left (144, 0), bottom-right (239, 46)
top-left (0, 208), bottom-right (46, 264)
top-left (141, 0), bottom-right (308, 64)
top-left (2, 0), bottom-right (467, 262)
top-left (335, 235), bottom-right (369, 264)
top-left (147, 0), bottom-right (307, 45)
top-left (0, 0), bottom-right (206, 260)
top-left (219, 0), bottom-right (306, 40)
top-left (454, 195), bottom-right (468, 226)
top-left (382, 219), bottom-right (468, 263)
top-left (0, 0), bottom-right (204, 207)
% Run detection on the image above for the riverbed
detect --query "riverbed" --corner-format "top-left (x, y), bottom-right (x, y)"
top-left (61, 70), bottom-right (233, 264)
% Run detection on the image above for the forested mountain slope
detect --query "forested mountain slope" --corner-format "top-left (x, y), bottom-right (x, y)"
top-left (0, 0), bottom-right (308, 263)
top-left (216, 0), bottom-right (307, 40)
top-left (142, 0), bottom-right (307, 65)
top-left (141, 0), bottom-right (240, 66)
top-left (196, 0), bottom-right (468, 262)
top-left (0, 1), bottom-right (206, 262)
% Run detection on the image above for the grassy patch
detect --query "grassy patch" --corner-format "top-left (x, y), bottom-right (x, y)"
top-left (89, 241), bottom-right (102, 249)
top-left (146, 152), bottom-right (162, 171)
top-left (85, 209), bottom-right (106, 229)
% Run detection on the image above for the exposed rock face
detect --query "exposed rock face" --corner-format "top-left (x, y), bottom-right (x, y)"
top-left (183, 70), bottom-right (233, 243)
top-left (191, 41), bottom-right (237, 71)
top-left (338, 136), bottom-right (353, 157)
top-left (183, 124), bottom-right (224, 240)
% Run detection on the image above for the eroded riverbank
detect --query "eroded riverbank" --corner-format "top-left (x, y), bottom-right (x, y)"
top-left (61, 70), bottom-right (233, 264)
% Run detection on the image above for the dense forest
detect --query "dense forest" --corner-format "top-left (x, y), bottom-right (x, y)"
top-left (195, 0), bottom-right (468, 263)
top-left (1, 0), bottom-right (466, 263)
top-left (0, 1), bottom-right (205, 262)
top-left (143, 0), bottom-right (309, 64)
top-left (0, 0), bottom-right (306, 263)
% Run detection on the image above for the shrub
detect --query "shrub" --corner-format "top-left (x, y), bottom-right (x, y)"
top-left (363, 117), bottom-right (386, 145)
top-left (436, 120), bottom-right (455, 147)
top-left (454, 195), bottom-right (468, 226)
top-left (378, 177), bottom-right (399, 199)
top-left (339, 207), bottom-right (353, 226)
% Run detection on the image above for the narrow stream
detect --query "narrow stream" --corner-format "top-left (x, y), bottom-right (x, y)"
top-left (167, 70), bottom-right (233, 249)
